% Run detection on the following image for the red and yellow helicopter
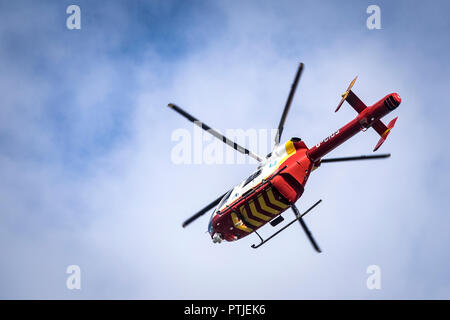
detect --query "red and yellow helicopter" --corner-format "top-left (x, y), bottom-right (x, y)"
top-left (168, 63), bottom-right (401, 252)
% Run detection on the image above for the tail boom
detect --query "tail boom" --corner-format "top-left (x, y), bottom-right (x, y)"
top-left (307, 92), bottom-right (401, 162)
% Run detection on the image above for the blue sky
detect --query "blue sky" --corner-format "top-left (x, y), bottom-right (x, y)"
top-left (0, 0), bottom-right (449, 299)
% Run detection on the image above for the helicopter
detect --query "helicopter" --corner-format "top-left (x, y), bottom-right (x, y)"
top-left (167, 62), bottom-right (401, 252)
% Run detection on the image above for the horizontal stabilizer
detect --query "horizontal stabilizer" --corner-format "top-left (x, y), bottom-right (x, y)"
top-left (335, 76), bottom-right (367, 113)
top-left (373, 117), bottom-right (398, 151)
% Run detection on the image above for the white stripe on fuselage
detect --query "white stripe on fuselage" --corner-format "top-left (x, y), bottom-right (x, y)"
top-left (218, 142), bottom-right (292, 212)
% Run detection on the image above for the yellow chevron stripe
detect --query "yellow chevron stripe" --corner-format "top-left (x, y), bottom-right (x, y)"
top-left (231, 212), bottom-right (253, 233)
top-left (257, 194), bottom-right (280, 215)
top-left (240, 206), bottom-right (262, 227)
top-left (267, 188), bottom-right (289, 209)
top-left (248, 200), bottom-right (271, 221)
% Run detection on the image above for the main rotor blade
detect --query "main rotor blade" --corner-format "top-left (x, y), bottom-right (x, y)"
top-left (291, 204), bottom-right (321, 253)
top-left (168, 103), bottom-right (264, 162)
top-left (182, 192), bottom-right (228, 228)
top-left (274, 62), bottom-right (304, 146)
top-left (321, 153), bottom-right (391, 163)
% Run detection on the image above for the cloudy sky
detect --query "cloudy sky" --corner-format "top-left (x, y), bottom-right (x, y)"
top-left (0, 0), bottom-right (449, 299)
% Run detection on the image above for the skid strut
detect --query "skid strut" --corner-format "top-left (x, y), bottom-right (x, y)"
top-left (251, 199), bottom-right (322, 249)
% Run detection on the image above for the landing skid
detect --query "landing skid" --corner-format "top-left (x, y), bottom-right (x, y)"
top-left (251, 199), bottom-right (322, 249)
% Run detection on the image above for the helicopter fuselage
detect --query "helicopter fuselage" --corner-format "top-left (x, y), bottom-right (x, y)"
top-left (208, 92), bottom-right (402, 243)
top-left (208, 139), bottom-right (312, 242)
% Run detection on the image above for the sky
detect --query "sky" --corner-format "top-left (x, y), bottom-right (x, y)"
top-left (0, 0), bottom-right (449, 299)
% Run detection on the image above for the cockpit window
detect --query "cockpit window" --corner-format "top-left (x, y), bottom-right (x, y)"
top-left (216, 189), bottom-right (232, 213)
top-left (242, 169), bottom-right (262, 187)
top-left (208, 190), bottom-right (232, 233)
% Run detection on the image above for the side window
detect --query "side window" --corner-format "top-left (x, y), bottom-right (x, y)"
top-left (243, 169), bottom-right (262, 187)
top-left (216, 190), bottom-right (232, 213)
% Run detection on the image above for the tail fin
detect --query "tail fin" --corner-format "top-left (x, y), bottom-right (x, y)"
top-left (336, 77), bottom-right (399, 152)
top-left (335, 76), bottom-right (367, 113)
top-left (372, 117), bottom-right (398, 151)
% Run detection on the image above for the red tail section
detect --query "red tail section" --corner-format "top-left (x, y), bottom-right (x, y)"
top-left (373, 117), bottom-right (398, 151)
top-left (307, 78), bottom-right (401, 162)
top-left (335, 78), bottom-right (401, 152)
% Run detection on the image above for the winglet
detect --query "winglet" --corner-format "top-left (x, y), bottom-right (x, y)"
top-left (335, 76), bottom-right (358, 112)
top-left (373, 117), bottom-right (398, 151)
